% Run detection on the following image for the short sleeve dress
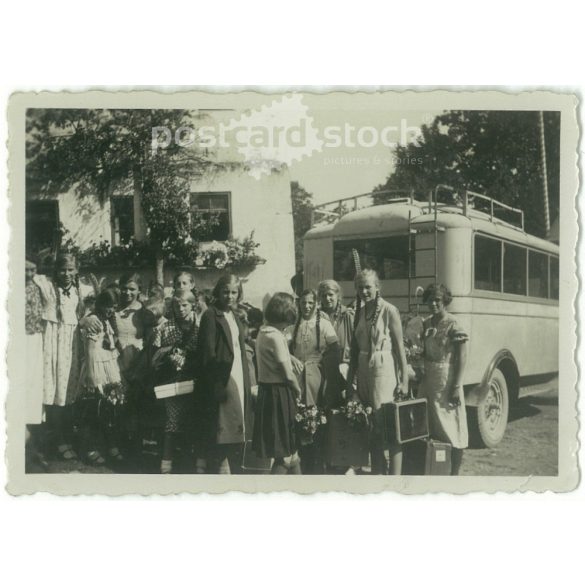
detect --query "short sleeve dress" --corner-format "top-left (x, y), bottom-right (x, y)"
top-left (418, 314), bottom-right (469, 449)
top-left (77, 315), bottom-right (124, 401)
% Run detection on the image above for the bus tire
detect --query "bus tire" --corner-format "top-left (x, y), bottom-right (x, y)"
top-left (470, 368), bottom-right (510, 448)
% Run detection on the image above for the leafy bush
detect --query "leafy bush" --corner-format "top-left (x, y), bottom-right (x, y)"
top-left (74, 231), bottom-right (264, 270)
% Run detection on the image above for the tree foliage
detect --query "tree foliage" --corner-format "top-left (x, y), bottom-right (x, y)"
top-left (373, 110), bottom-right (560, 237)
top-left (290, 180), bottom-right (314, 271)
top-left (26, 108), bottom-right (226, 281)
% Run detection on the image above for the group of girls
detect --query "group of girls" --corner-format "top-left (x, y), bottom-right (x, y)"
top-left (25, 251), bottom-right (469, 475)
top-left (252, 269), bottom-right (469, 476)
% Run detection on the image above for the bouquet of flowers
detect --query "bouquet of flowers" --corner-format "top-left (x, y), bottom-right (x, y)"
top-left (168, 347), bottom-right (186, 372)
top-left (340, 400), bottom-right (373, 429)
top-left (404, 338), bottom-right (424, 384)
top-left (151, 346), bottom-right (186, 373)
top-left (96, 382), bottom-right (126, 428)
top-left (295, 400), bottom-right (327, 445)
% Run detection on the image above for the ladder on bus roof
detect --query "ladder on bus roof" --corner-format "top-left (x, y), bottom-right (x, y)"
top-left (407, 199), bottom-right (444, 313)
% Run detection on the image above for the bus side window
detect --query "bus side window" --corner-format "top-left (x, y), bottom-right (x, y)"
top-left (333, 236), bottom-right (410, 281)
top-left (528, 250), bottom-right (549, 298)
top-left (474, 235), bottom-right (501, 292)
top-left (550, 256), bottom-right (559, 299)
top-left (503, 243), bottom-right (527, 295)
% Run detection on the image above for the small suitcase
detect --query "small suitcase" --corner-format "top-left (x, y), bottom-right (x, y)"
top-left (326, 411), bottom-right (370, 468)
top-left (241, 441), bottom-right (272, 474)
top-left (381, 397), bottom-right (429, 445)
top-left (403, 439), bottom-right (452, 475)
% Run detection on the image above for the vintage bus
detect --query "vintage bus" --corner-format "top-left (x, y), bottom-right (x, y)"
top-left (303, 186), bottom-right (559, 447)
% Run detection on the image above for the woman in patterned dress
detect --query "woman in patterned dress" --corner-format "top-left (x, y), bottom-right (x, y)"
top-left (418, 283), bottom-right (469, 475)
top-left (25, 256), bottom-right (46, 469)
top-left (25, 257), bottom-right (44, 425)
top-left (150, 289), bottom-right (199, 473)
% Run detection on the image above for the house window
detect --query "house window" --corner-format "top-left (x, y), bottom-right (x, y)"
top-left (111, 196), bottom-right (134, 245)
top-left (26, 200), bottom-right (60, 255)
top-left (474, 235), bottom-right (501, 292)
top-left (190, 192), bottom-right (231, 241)
top-left (333, 236), bottom-right (411, 281)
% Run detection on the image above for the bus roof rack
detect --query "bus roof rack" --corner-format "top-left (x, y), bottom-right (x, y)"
top-left (310, 189), bottom-right (419, 227)
top-left (432, 184), bottom-right (525, 231)
top-left (309, 185), bottom-right (525, 231)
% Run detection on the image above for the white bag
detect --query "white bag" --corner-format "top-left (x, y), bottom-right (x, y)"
top-left (154, 380), bottom-right (194, 399)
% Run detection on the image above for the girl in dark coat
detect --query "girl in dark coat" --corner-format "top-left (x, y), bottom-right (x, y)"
top-left (197, 274), bottom-right (252, 474)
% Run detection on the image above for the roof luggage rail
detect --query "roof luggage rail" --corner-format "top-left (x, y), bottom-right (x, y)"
top-left (431, 184), bottom-right (525, 230)
top-left (310, 189), bottom-right (417, 227)
top-left (308, 184), bottom-right (525, 231)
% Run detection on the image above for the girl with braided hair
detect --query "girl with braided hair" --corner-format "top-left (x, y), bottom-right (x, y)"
top-left (287, 289), bottom-right (339, 408)
top-left (346, 269), bottom-right (409, 475)
top-left (318, 279), bottom-right (354, 409)
top-left (286, 289), bottom-right (339, 474)
top-left (76, 289), bottom-right (126, 466)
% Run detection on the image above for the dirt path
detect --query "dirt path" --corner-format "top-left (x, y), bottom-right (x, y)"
top-left (30, 386), bottom-right (559, 477)
top-left (461, 387), bottom-right (558, 476)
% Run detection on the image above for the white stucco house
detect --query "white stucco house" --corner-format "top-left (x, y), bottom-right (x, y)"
top-left (26, 110), bottom-right (297, 308)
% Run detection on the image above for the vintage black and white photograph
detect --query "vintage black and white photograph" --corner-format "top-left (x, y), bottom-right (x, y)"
top-left (6, 90), bottom-right (579, 494)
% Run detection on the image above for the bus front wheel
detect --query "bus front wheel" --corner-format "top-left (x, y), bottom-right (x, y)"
top-left (470, 368), bottom-right (510, 448)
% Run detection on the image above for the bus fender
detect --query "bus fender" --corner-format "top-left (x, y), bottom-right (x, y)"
top-left (465, 349), bottom-right (520, 407)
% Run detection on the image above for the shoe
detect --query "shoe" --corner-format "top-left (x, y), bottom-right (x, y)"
top-left (57, 444), bottom-right (78, 461)
top-left (108, 447), bottom-right (124, 463)
top-left (160, 459), bottom-right (172, 474)
top-left (195, 458), bottom-right (207, 474)
top-left (86, 450), bottom-right (106, 466)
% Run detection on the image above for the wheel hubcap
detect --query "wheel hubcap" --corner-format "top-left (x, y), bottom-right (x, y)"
top-left (484, 381), bottom-right (503, 432)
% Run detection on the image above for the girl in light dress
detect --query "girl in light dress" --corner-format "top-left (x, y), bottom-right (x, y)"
top-left (114, 272), bottom-right (147, 379)
top-left (113, 272), bottom-right (148, 464)
top-left (287, 289), bottom-right (339, 473)
top-left (418, 283), bottom-right (469, 475)
top-left (346, 269), bottom-right (409, 475)
top-left (198, 275), bottom-right (251, 474)
top-left (76, 289), bottom-right (126, 466)
top-left (34, 253), bottom-right (86, 461)
top-left (252, 292), bottom-right (302, 475)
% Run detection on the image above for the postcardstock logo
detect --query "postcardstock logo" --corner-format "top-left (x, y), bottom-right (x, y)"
top-left (221, 94), bottom-right (323, 179)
